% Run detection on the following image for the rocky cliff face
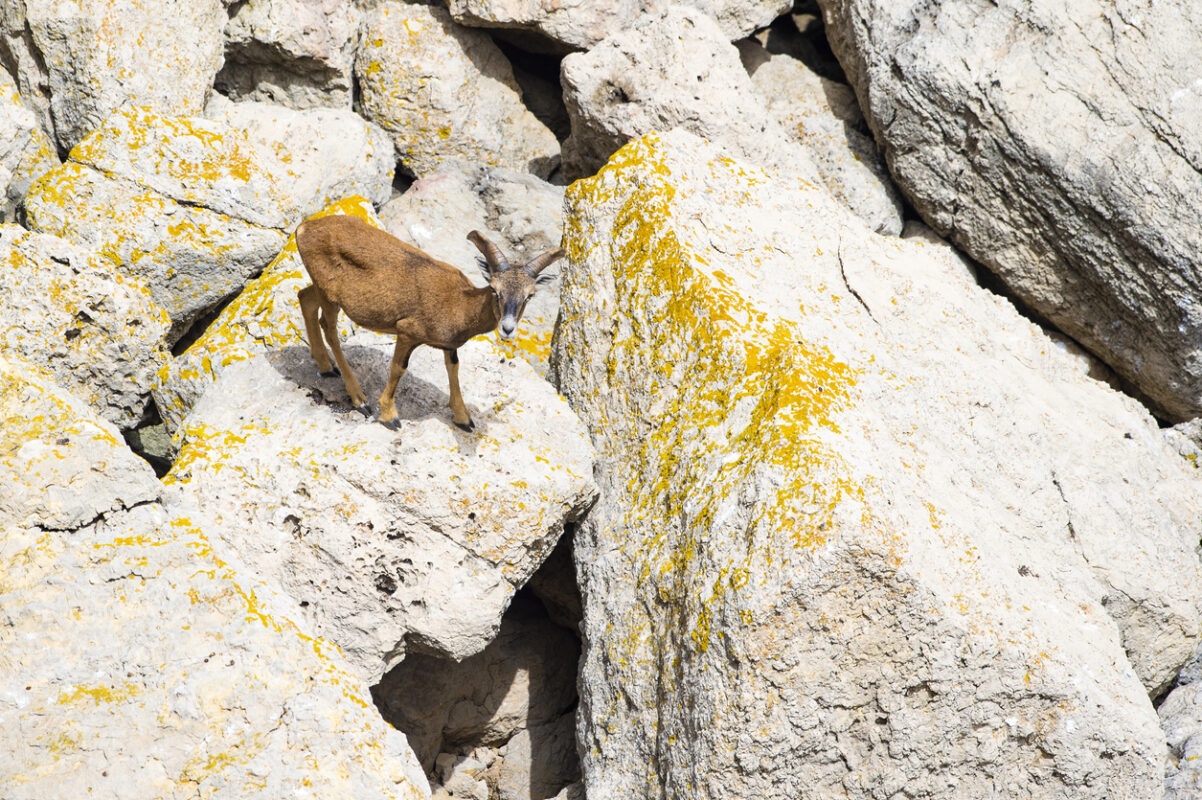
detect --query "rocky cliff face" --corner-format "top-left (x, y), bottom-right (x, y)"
top-left (3, 2), bottom-right (1202, 799)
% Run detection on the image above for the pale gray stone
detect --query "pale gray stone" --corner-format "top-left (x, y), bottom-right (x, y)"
top-left (0, 0), bottom-right (226, 152)
top-left (0, 225), bottom-right (171, 429)
top-left (165, 342), bottom-right (598, 683)
top-left (218, 0), bottom-right (361, 109)
top-left (0, 69), bottom-right (57, 220)
top-left (497, 713), bottom-right (580, 800)
top-left (356, 2), bottom-right (559, 179)
top-left (818, 0), bottom-right (1202, 421)
top-left (553, 130), bottom-right (1202, 799)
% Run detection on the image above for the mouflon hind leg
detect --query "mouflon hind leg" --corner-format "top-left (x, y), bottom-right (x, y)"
top-left (445, 349), bottom-right (475, 432)
top-left (317, 297), bottom-right (369, 415)
top-left (298, 284), bottom-right (337, 376)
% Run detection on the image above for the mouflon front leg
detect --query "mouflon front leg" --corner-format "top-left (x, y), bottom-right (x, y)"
top-left (317, 296), bottom-right (369, 416)
top-left (444, 349), bottom-right (474, 432)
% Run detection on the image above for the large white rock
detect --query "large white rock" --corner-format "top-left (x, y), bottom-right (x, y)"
top-left (0, 0), bottom-right (226, 152)
top-left (0, 69), bottom-right (57, 221)
top-left (356, 2), bottom-right (559, 179)
top-left (560, 5), bottom-right (819, 186)
top-left (0, 225), bottom-right (170, 429)
top-left (164, 337), bottom-right (598, 684)
top-left (738, 40), bottom-right (902, 236)
top-left (24, 106), bottom-right (393, 342)
top-left (552, 131), bottom-right (1202, 799)
top-left (818, 0), bottom-right (1202, 421)
top-left (0, 355), bottom-right (430, 799)
top-left (445, 0), bottom-right (789, 51)
top-left (218, 0), bottom-right (362, 109)
top-left (380, 166), bottom-right (565, 374)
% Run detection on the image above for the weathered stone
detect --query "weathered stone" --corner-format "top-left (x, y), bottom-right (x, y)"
top-left (0, 69), bottom-right (57, 220)
top-left (380, 166), bottom-right (564, 373)
top-left (818, 0), bottom-right (1202, 421)
top-left (553, 131), bottom-right (1202, 799)
top-left (0, 225), bottom-right (170, 429)
top-left (560, 5), bottom-right (819, 186)
top-left (445, 0), bottom-right (789, 51)
top-left (738, 40), bottom-right (902, 235)
top-left (496, 714), bottom-right (579, 800)
top-left (217, 0), bottom-right (361, 109)
top-left (1162, 677), bottom-right (1202, 800)
top-left (0, 357), bottom-right (430, 799)
top-left (376, 595), bottom-right (580, 770)
top-left (0, 0), bottom-right (226, 152)
top-left (164, 339), bottom-right (598, 683)
top-left (524, 534), bottom-right (582, 632)
top-left (152, 196), bottom-right (377, 436)
top-left (356, 2), bottom-right (559, 179)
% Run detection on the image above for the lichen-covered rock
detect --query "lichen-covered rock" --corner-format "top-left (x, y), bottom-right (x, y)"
top-left (164, 337), bottom-right (598, 683)
top-left (738, 40), bottom-right (902, 236)
top-left (217, 0), bottom-right (361, 109)
top-left (553, 131), bottom-right (1202, 799)
top-left (356, 2), bottom-right (559, 179)
top-left (380, 167), bottom-right (564, 374)
top-left (0, 0), bottom-right (226, 152)
top-left (0, 70), bottom-right (58, 221)
top-left (445, 0), bottom-right (788, 51)
top-left (0, 357), bottom-right (430, 799)
top-left (0, 225), bottom-right (170, 429)
top-left (152, 196), bottom-right (378, 437)
top-left (560, 5), bottom-right (819, 186)
top-left (24, 106), bottom-right (392, 342)
top-left (818, 0), bottom-right (1202, 421)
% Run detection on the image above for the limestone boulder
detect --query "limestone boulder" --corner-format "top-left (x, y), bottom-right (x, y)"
top-left (738, 40), bottom-right (902, 235)
top-left (164, 337), bottom-right (598, 683)
top-left (0, 0), bottom-right (226, 152)
top-left (818, 0), bottom-right (1202, 421)
top-left (356, 2), bottom-right (559, 179)
top-left (0, 225), bottom-right (170, 429)
top-left (444, 0), bottom-right (789, 51)
top-left (496, 714), bottom-right (579, 800)
top-left (152, 196), bottom-right (378, 437)
top-left (0, 69), bottom-right (57, 221)
top-left (553, 131), bottom-right (1202, 799)
top-left (559, 5), bottom-right (819, 187)
top-left (0, 355), bottom-right (430, 799)
top-left (380, 166), bottom-right (564, 374)
top-left (217, 0), bottom-right (362, 109)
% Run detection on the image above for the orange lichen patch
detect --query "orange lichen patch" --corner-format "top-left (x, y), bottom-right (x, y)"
top-left (57, 682), bottom-right (140, 706)
top-left (565, 135), bottom-right (870, 652)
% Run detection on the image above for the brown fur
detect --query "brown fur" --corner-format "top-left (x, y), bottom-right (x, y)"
top-left (293, 215), bottom-right (562, 431)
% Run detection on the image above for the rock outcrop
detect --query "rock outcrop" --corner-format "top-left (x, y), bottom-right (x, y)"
top-left (0, 69), bottom-right (57, 220)
top-left (0, 0), bottom-right (227, 152)
top-left (356, 2), bottom-right (559, 179)
top-left (0, 225), bottom-right (170, 429)
top-left (0, 354), bottom-right (429, 799)
top-left (553, 131), bottom-right (1202, 799)
top-left (818, 0), bottom-right (1202, 421)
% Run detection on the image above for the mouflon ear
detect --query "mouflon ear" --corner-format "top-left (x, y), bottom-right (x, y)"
top-left (535, 271), bottom-right (558, 285)
top-left (467, 230), bottom-right (511, 273)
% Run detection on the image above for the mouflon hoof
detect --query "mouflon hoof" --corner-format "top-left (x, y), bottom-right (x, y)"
top-left (358, 403), bottom-right (372, 418)
top-left (454, 419), bottom-right (476, 433)
top-left (381, 417), bottom-right (401, 431)
top-left (319, 367), bottom-right (340, 378)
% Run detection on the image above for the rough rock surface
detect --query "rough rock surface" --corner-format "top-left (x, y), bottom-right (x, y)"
top-left (24, 106), bottom-right (391, 342)
top-left (376, 595), bottom-right (580, 770)
top-left (818, 0), bottom-right (1202, 421)
top-left (496, 713), bottom-right (580, 800)
top-left (0, 69), bottom-right (57, 220)
top-left (552, 132), bottom-right (1202, 799)
top-left (0, 0), bottom-right (227, 152)
top-left (164, 339), bottom-right (597, 683)
top-left (560, 5), bottom-right (819, 187)
top-left (356, 2), bottom-right (559, 179)
top-left (0, 225), bottom-right (170, 429)
top-left (218, 0), bottom-right (361, 109)
top-left (380, 167), bottom-right (564, 373)
top-left (738, 40), bottom-right (902, 235)
top-left (0, 355), bottom-right (430, 799)
top-left (152, 196), bottom-right (378, 437)
top-left (445, 0), bottom-right (789, 51)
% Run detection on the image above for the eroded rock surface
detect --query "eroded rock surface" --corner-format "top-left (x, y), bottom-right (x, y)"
top-left (818, 0), bottom-right (1202, 421)
top-left (0, 69), bottom-right (57, 220)
top-left (553, 131), bottom-right (1202, 799)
